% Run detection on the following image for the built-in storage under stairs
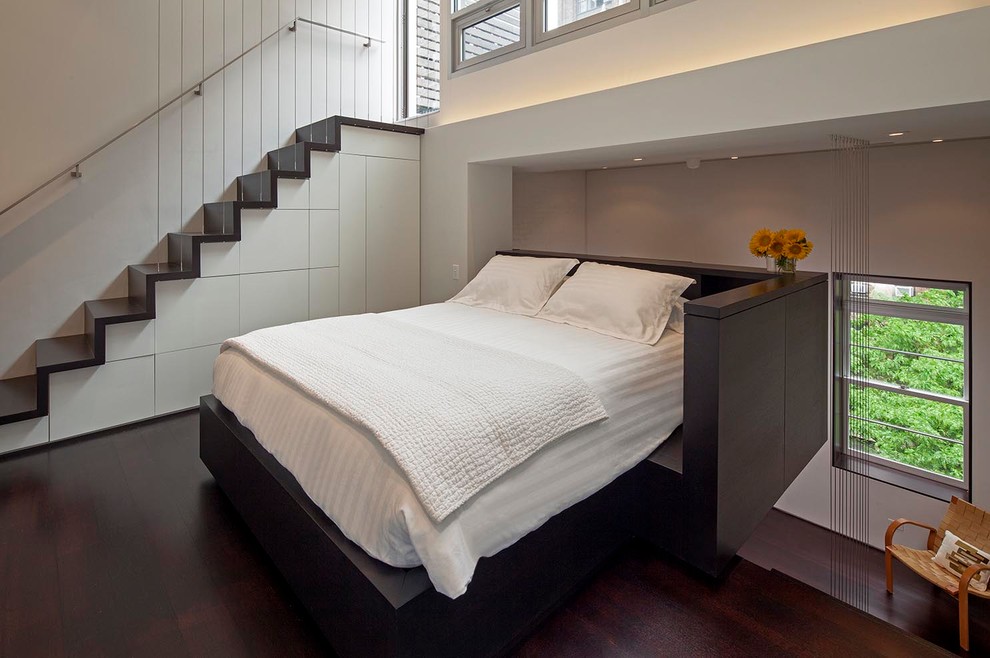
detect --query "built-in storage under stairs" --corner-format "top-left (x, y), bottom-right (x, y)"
top-left (0, 116), bottom-right (424, 428)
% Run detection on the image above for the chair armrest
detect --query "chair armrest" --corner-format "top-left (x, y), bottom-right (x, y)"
top-left (959, 564), bottom-right (990, 593)
top-left (885, 518), bottom-right (938, 551)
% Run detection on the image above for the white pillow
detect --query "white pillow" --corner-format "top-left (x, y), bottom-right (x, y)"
top-left (447, 255), bottom-right (579, 317)
top-left (933, 529), bottom-right (990, 591)
top-left (537, 262), bottom-right (695, 344)
top-left (667, 297), bottom-right (688, 333)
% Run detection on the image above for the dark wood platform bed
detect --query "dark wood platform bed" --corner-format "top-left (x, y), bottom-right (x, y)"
top-left (200, 250), bottom-right (828, 657)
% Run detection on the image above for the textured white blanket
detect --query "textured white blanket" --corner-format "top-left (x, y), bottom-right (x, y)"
top-left (221, 314), bottom-right (608, 522)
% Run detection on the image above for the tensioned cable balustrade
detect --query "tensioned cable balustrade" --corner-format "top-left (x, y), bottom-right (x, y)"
top-left (0, 16), bottom-right (384, 220)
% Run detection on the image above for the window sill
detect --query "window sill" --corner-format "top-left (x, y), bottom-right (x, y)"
top-left (399, 108), bottom-right (440, 122)
top-left (834, 453), bottom-right (969, 503)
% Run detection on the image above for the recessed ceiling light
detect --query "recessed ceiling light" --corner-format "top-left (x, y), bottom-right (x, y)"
top-left (888, 131), bottom-right (906, 137)
top-left (730, 156), bottom-right (739, 160)
top-left (633, 157), bottom-right (644, 162)
top-left (932, 138), bottom-right (944, 143)
top-left (601, 166), bottom-right (608, 169)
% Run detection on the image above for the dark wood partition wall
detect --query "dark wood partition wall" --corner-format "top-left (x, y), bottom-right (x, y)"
top-left (680, 276), bottom-right (829, 575)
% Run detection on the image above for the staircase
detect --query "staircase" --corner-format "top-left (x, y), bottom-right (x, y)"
top-left (0, 116), bottom-right (424, 428)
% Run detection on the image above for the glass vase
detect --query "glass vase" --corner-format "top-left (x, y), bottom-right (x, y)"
top-left (777, 258), bottom-right (797, 274)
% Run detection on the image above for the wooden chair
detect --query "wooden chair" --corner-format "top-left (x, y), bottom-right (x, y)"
top-left (886, 496), bottom-right (990, 651)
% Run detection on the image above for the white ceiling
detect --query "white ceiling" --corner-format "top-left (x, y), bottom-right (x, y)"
top-left (480, 101), bottom-right (990, 173)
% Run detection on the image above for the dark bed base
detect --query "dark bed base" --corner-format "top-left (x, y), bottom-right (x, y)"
top-left (201, 251), bottom-right (829, 657)
top-left (201, 395), bottom-right (635, 658)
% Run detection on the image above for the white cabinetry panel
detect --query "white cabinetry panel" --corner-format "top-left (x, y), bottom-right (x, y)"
top-left (106, 320), bottom-right (155, 362)
top-left (339, 154), bottom-right (367, 315)
top-left (200, 242), bottom-right (240, 277)
top-left (367, 158), bottom-right (420, 312)
top-left (156, 344), bottom-right (221, 414)
top-left (0, 418), bottom-right (49, 456)
top-left (277, 178), bottom-right (310, 209)
top-left (50, 357), bottom-right (155, 441)
top-left (156, 276), bottom-right (241, 353)
top-left (340, 126), bottom-right (420, 161)
top-left (310, 209), bottom-right (340, 268)
top-left (240, 270), bottom-right (310, 333)
top-left (240, 208), bottom-right (309, 274)
top-left (310, 152), bottom-right (340, 210)
top-left (310, 267), bottom-right (340, 319)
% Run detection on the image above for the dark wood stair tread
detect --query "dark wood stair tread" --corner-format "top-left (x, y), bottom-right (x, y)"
top-left (294, 116), bottom-right (424, 146)
top-left (85, 297), bottom-right (149, 321)
top-left (129, 263), bottom-right (194, 276)
top-left (170, 231), bottom-right (236, 242)
top-left (36, 335), bottom-right (96, 371)
top-left (0, 376), bottom-right (39, 419)
top-left (268, 144), bottom-right (308, 174)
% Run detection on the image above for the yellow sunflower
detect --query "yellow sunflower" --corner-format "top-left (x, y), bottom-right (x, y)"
top-left (784, 228), bottom-right (806, 243)
top-left (802, 240), bottom-right (814, 258)
top-left (748, 228), bottom-right (775, 257)
top-left (784, 241), bottom-right (806, 259)
top-left (767, 230), bottom-right (787, 258)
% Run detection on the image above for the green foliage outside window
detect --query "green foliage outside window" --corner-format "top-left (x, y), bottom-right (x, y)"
top-left (848, 287), bottom-right (966, 480)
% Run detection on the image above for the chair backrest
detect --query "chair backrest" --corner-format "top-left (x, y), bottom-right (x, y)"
top-left (936, 496), bottom-right (990, 553)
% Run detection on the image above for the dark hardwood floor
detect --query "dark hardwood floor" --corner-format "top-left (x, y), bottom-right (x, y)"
top-left (0, 411), bottom-right (967, 657)
top-left (740, 509), bottom-right (990, 656)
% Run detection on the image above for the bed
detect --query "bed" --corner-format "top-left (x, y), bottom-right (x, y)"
top-left (200, 250), bottom-right (828, 657)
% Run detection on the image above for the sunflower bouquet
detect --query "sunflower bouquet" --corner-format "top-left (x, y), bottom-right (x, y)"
top-left (749, 228), bottom-right (814, 273)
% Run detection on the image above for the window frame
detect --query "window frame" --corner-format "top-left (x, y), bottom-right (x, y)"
top-left (399, 0), bottom-right (442, 120)
top-left (452, 0), bottom-right (527, 72)
top-left (533, 0), bottom-right (641, 46)
top-left (833, 272), bottom-right (972, 498)
top-left (448, 0), bottom-right (697, 76)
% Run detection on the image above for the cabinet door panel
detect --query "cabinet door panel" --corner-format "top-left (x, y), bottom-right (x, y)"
top-left (339, 154), bottom-right (367, 315)
top-left (366, 158), bottom-right (420, 312)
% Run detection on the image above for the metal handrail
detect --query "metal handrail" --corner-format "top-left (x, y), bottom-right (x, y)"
top-left (0, 16), bottom-right (383, 220)
top-left (294, 17), bottom-right (384, 45)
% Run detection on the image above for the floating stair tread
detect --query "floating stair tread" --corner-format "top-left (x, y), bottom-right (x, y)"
top-left (129, 263), bottom-right (194, 276)
top-left (0, 376), bottom-right (39, 419)
top-left (268, 144), bottom-right (307, 170)
top-left (295, 118), bottom-right (337, 145)
top-left (170, 231), bottom-right (236, 242)
top-left (36, 335), bottom-right (95, 370)
top-left (336, 116), bottom-right (425, 135)
top-left (85, 297), bottom-right (148, 321)
top-left (268, 169), bottom-right (309, 179)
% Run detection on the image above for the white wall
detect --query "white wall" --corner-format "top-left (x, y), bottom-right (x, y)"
top-left (467, 165), bottom-right (514, 277)
top-left (512, 139), bottom-right (990, 546)
top-left (434, 0), bottom-right (990, 126)
top-left (513, 171), bottom-right (586, 253)
top-left (420, 7), bottom-right (990, 304)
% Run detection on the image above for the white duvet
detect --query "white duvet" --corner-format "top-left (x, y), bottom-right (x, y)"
top-left (213, 303), bottom-right (684, 598)
top-left (220, 314), bottom-right (608, 522)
